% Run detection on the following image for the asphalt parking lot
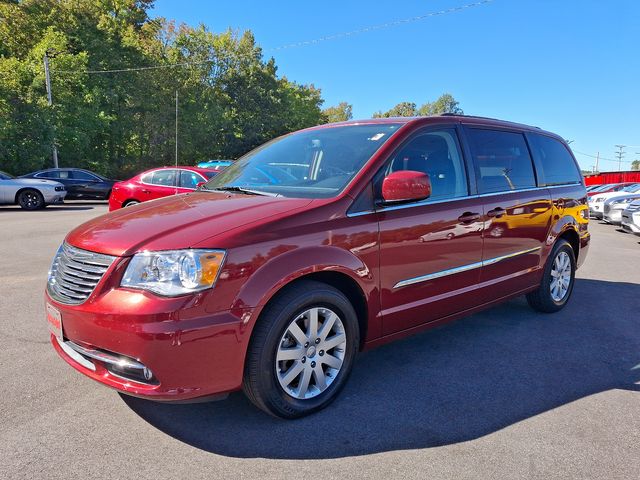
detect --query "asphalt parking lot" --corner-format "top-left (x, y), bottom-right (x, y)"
top-left (1, 202), bottom-right (638, 480)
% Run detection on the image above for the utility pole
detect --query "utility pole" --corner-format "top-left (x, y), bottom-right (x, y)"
top-left (614, 145), bottom-right (626, 172)
top-left (43, 50), bottom-right (59, 168)
top-left (595, 152), bottom-right (599, 173)
top-left (175, 90), bottom-right (178, 168)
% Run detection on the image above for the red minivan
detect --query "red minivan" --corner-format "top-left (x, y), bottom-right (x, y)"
top-left (46, 115), bottom-right (590, 418)
top-left (108, 166), bottom-right (218, 210)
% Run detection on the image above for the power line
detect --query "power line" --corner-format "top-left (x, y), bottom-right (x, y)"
top-left (52, 0), bottom-right (494, 76)
top-left (573, 150), bottom-right (632, 164)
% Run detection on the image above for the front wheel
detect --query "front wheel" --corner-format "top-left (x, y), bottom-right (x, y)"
top-left (243, 280), bottom-right (359, 419)
top-left (526, 239), bottom-right (576, 313)
top-left (17, 189), bottom-right (45, 210)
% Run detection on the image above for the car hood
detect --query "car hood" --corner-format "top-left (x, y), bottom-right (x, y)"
top-left (598, 191), bottom-right (640, 202)
top-left (6, 178), bottom-right (63, 188)
top-left (66, 192), bottom-right (314, 257)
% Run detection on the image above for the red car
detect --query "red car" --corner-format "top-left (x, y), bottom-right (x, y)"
top-left (108, 166), bottom-right (218, 210)
top-left (46, 115), bottom-right (590, 418)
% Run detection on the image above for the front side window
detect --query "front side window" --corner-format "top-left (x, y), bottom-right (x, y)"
top-left (151, 169), bottom-right (177, 187)
top-left (527, 133), bottom-right (581, 186)
top-left (385, 128), bottom-right (468, 201)
top-left (203, 124), bottom-right (402, 198)
top-left (467, 129), bottom-right (536, 194)
top-left (179, 170), bottom-right (203, 189)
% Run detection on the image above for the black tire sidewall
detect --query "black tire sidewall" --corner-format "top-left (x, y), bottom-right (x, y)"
top-left (251, 286), bottom-right (359, 418)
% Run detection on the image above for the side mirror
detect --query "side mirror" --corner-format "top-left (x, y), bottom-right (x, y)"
top-left (382, 170), bottom-right (431, 203)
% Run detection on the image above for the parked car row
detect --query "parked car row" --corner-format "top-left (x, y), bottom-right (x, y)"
top-left (2, 161), bottom-right (234, 210)
top-left (588, 182), bottom-right (640, 236)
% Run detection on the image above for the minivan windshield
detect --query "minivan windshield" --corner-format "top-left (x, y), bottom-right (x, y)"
top-left (202, 124), bottom-right (402, 198)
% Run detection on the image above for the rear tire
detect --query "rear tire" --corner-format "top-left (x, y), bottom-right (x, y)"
top-left (526, 239), bottom-right (576, 313)
top-left (17, 189), bottom-right (45, 210)
top-left (243, 280), bottom-right (359, 419)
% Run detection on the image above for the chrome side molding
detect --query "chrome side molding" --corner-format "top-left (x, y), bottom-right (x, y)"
top-left (393, 246), bottom-right (541, 289)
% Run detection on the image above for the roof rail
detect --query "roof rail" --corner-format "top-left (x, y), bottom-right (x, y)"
top-left (438, 113), bottom-right (541, 129)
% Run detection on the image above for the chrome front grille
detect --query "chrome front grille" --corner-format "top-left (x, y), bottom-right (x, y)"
top-left (603, 204), bottom-right (610, 214)
top-left (47, 243), bottom-right (116, 305)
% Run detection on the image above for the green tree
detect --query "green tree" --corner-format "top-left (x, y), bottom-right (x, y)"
top-left (373, 101), bottom-right (417, 118)
top-left (322, 102), bottom-right (353, 123)
top-left (0, 0), bottom-right (325, 178)
top-left (632, 160), bottom-right (640, 171)
top-left (418, 93), bottom-right (463, 116)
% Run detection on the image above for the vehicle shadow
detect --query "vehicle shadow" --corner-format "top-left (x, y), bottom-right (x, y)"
top-left (122, 278), bottom-right (640, 459)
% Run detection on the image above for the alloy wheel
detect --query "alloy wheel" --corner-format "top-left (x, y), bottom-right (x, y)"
top-left (550, 251), bottom-right (571, 302)
top-left (275, 307), bottom-right (347, 400)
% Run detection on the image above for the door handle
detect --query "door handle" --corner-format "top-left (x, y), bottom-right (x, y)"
top-left (458, 212), bottom-right (480, 224)
top-left (141, 189), bottom-right (151, 194)
top-left (487, 207), bottom-right (506, 218)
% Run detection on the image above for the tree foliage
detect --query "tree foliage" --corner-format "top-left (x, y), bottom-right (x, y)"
top-left (373, 93), bottom-right (463, 118)
top-left (632, 160), bottom-right (640, 171)
top-left (0, 0), bottom-right (325, 177)
top-left (322, 101), bottom-right (353, 123)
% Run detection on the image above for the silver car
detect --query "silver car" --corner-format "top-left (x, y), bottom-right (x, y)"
top-left (621, 199), bottom-right (640, 236)
top-left (0, 170), bottom-right (67, 210)
top-left (603, 193), bottom-right (640, 224)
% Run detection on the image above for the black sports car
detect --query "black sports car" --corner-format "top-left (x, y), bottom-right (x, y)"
top-left (20, 168), bottom-right (115, 200)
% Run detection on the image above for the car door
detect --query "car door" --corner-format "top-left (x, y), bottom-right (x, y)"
top-left (377, 127), bottom-right (485, 335)
top-left (146, 169), bottom-right (179, 200)
top-left (463, 127), bottom-right (553, 296)
top-left (70, 170), bottom-right (102, 198)
top-left (177, 169), bottom-right (204, 193)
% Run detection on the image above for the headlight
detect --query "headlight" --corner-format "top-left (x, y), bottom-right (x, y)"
top-left (121, 249), bottom-right (225, 296)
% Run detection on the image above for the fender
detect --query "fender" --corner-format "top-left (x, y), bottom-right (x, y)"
top-left (232, 245), bottom-right (381, 340)
top-left (545, 215), bottom-right (582, 262)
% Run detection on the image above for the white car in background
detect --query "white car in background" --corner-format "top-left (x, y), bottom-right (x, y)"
top-left (589, 183), bottom-right (640, 219)
top-left (621, 199), bottom-right (640, 235)
top-left (0, 170), bottom-right (67, 210)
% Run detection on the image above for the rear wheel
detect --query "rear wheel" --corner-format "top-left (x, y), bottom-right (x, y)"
top-left (526, 239), bottom-right (576, 313)
top-left (243, 280), bottom-right (359, 418)
top-left (17, 189), bottom-right (45, 210)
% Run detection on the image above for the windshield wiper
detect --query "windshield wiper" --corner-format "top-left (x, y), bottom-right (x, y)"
top-left (208, 186), bottom-right (280, 197)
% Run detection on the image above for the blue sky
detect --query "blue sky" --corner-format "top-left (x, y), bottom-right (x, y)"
top-left (151, 0), bottom-right (640, 172)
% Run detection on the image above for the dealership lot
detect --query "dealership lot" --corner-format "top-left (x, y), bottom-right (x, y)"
top-left (1, 203), bottom-right (638, 479)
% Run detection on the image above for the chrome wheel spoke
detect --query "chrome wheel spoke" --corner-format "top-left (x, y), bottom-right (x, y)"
top-left (277, 347), bottom-right (304, 362)
top-left (307, 308), bottom-right (319, 338)
top-left (313, 366), bottom-right (327, 392)
top-left (287, 321), bottom-right (308, 346)
top-left (318, 311), bottom-right (338, 341)
top-left (280, 360), bottom-right (304, 386)
top-left (297, 367), bottom-right (312, 397)
top-left (321, 353), bottom-right (342, 370)
top-left (550, 251), bottom-right (572, 302)
top-left (323, 333), bottom-right (346, 351)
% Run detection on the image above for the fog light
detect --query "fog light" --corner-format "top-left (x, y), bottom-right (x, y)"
top-left (143, 367), bottom-right (154, 381)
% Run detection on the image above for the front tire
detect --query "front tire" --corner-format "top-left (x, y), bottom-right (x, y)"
top-left (243, 280), bottom-right (359, 419)
top-left (526, 239), bottom-right (576, 313)
top-left (17, 189), bottom-right (45, 210)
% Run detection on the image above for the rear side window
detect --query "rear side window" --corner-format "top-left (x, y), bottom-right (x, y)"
top-left (36, 171), bottom-right (59, 179)
top-left (527, 133), bottom-right (581, 186)
top-left (467, 129), bottom-right (536, 194)
top-left (71, 170), bottom-right (98, 181)
top-left (151, 170), bottom-right (177, 186)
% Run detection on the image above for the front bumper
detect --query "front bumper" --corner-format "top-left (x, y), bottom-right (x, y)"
top-left (43, 191), bottom-right (67, 204)
top-left (588, 204), bottom-right (603, 218)
top-left (603, 207), bottom-right (624, 224)
top-left (47, 287), bottom-right (257, 401)
top-left (621, 213), bottom-right (640, 235)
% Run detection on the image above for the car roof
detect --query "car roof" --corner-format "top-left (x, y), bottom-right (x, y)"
top-left (142, 166), bottom-right (216, 174)
top-left (305, 114), bottom-right (564, 142)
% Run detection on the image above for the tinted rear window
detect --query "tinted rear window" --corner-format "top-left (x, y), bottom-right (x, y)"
top-left (527, 133), bottom-right (581, 186)
top-left (466, 129), bottom-right (536, 194)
